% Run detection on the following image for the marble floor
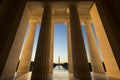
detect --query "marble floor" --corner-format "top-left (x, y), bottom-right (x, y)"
top-left (14, 66), bottom-right (120, 80)
top-left (14, 71), bottom-right (120, 80)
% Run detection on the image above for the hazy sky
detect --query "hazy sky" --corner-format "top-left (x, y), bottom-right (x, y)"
top-left (20, 23), bottom-right (102, 63)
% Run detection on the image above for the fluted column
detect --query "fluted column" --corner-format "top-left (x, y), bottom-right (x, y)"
top-left (0, 3), bottom-right (29, 79)
top-left (69, 5), bottom-right (91, 80)
top-left (31, 5), bottom-right (52, 80)
top-left (66, 22), bottom-right (73, 73)
top-left (84, 20), bottom-right (104, 73)
top-left (17, 19), bottom-right (37, 74)
top-left (90, 4), bottom-right (120, 75)
top-left (49, 21), bottom-right (54, 73)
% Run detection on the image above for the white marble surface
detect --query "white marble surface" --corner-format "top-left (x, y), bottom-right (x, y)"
top-left (14, 71), bottom-right (120, 80)
top-left (14, 66), bottom-right (120, 80)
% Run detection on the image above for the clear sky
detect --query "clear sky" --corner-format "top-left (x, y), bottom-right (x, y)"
top-left (31, 24), bottom-right (40, 61)
top-left (31, 24), bottom-right (68, 63)
top-left (81, 25), bottom-right (90, 61)
top-left (54, 24), bottom-right (68, 63)
top-left (31, 24), bottom-right (90, 63)
top-left (20, 23), bottom-right (102, 63)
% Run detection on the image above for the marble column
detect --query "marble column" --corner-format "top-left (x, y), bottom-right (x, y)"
top-left (84, 20), bottom-right (104, 73)
top-left (90, 3), bottom-right (120, 75)
top-left (94, 0), bottom-right (120, 70)
top-left (69, 5), bottom-right (91, 80)
top-left (17, 19), bottom-right (37, 74)
top-left (66, 22), bottom-right (73, 73)
top-left (31, 5), bottom-right (52, 80)
top-left (49, 21), bottom-right (54, 73)
top-left (0, 2), bottom-right (28, 79)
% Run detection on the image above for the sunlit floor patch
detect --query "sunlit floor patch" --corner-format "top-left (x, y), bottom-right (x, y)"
top-left (14, 71), bottom-right (120, 80)
top-left (14, 72), bottom-right (31, 80)
top-left (53, 65), bottom-right (77, 80)
top-left (53, 71), bottom-right (69, 80)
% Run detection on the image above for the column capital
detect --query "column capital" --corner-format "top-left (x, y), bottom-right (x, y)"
top-left (65, 21), bottom-right (70, 27)
top-left (81, 19), bottom-right (92, 25)
top-left (52, 19), bottom-right (55, 24)
top-left (29, 19), bottom-right (39, 24)
top-left (43, 3), bottom-right (52, 8)
top-left (68, 2), bottom-right (78, 7)
top-left (84, 20), bottom-right (91, 23)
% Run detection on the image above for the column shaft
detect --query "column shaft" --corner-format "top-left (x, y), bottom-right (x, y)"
top-left (0, 1), bottom-right (27, 79)
top-left (90, 4), bottom-right (119, 74)
top-left (84, 21), bottom-right (104, 73)
top-left (17, 19), bottom-right (37, 74)
top-left (69, 5), bottom-right (91, 80)
top-left (49, 22), bottom-right (54, 73)
top-left (67, 22), bottom-right (73, 73)
top-left (31, 5), bottom-right (52, 80)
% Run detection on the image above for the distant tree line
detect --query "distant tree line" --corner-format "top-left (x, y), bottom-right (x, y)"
top-left (53, 63), bottom-right (68, 70)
